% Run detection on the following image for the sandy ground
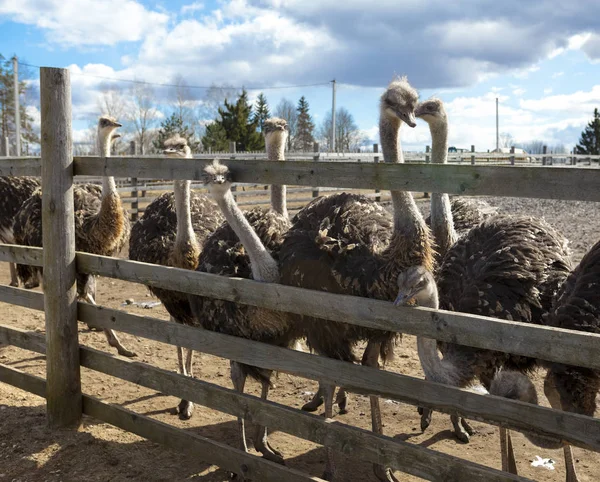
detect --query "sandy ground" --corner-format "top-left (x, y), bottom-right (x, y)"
top-left (1, 194), bottom-right (599, 482)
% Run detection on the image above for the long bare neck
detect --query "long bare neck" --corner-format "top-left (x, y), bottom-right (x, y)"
top-left (172, 180), bottom-right (200, 270)
top-left (379, 114), bottom-right (426, 237)
top-left (267, 133), bottom-right (287, 218)
top-left (99, 132), bottom-right (117, 197)
top-left (414, 285), bottom-right (466, 387)
top-left (215, 190), bottom-right (279, 283)
top-left (429, 120), bottom-right (457, 256)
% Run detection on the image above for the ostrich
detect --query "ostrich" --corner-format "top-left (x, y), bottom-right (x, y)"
top-left (278, 76), bottom-right (428, 482)
top-left (128, 134), bottom-right (224, 419)
top-left (188, 119), bottom-right (292, 464)
top-left (0, 176), bottom-right (40, 287)
top-left (395, 210), bottom-right (571, 444)
top-left (492, 237), bottom-right (600, 482)
top-left (394, 267), bottom-right (572, 480)
top-left (13, 116), bottom-right (135, 357)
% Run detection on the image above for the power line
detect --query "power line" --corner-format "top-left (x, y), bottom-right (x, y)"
top-left (18, 61), bottom-right (331, 91)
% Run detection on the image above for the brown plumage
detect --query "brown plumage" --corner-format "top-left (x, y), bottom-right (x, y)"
top-left (0, 176), bottom-right (41, 287)
top-left (129, 190), bottom-right (223, 326)
top-left (425, 197), bottom-right (497, 239)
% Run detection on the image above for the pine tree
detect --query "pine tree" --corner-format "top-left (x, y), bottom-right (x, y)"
top-left (575, 108), bottom-right (600, 155)
top-left (0, 54), bottom-right (39, 155)
top-left (253, 92), bottom-right (270, 131)
top-left (202, 89), bottom-right (264, 151)
top-left (293, 96), bottom-right (314, 151)
top-left (153, 113), bottom-right (201, 153)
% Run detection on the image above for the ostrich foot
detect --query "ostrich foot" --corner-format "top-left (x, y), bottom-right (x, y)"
top-left (335, 388), bottom-right (349, 415)
top-left (114, 343), bottom-right (137, 358)
top-left (9, 280), bottom-right (18, 287)
top-left (177, 400), bottom-right (194, 420)
top-left (302, 390), bottom-right (324, 412)
top-left (24, 280), bottom-right (39, 289)
top-left (451, 414), bottom-right (471, 443)
top-left (419, 407), bottom-right (432, 431)
top-left (256, 441), bottom-right (284, 465)
top-left (321, 470), bottom-right (334, 481)
top-left (461, 418), bottom-right (475, 436)
top-left (373, 465), bottom-right (399, 482)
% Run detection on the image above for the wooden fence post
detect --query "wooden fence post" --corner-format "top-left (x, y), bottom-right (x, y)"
top-left (471, 145), bottom-right (475, 165)
top-left (542, 145), bottom-right (547, 166)
top-left (423, 145), bottom-right (430, 198)
top-left (312, 142), bottom-right (320, 198)
top-left (3, 136), bottom-right (8, 156)
top-left (40, 67), bottom-right (81, 428)
top-left (130, 141), bottom-right (139, 222)
top-left (510, 146), bottom-right (515, 166)
top-left (373, 143), bottom-right (380, 202)
top-left (229, 142), bottom-right (237, 199)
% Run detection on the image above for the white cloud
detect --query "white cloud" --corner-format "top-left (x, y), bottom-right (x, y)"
top-left (512, 87), bottom-right (526, 97)
top-left (181, 2), bottom-right (204, 14)
top-left (0, 0), bottom-right (169, 46)
top-left (544, 88), bottom-right (553, 95)
top-left (513, 65), bottom-right (540, 79)
top-left (520, 86), bottom-right (600, 114)
top-left (552, 71), bottom-right (564, 78)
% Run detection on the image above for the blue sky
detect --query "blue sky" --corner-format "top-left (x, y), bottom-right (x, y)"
top-left (2, 0), bottom-right (600, 151)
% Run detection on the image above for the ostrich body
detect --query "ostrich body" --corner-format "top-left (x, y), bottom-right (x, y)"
top-left (0, 176), bottom-right (40, 287)
top-left (279, 77), bottom-right (428, 482)
top-left (395, 268), bottom-right (570, 479)
top-left (13, 117), bottom-right (135, 357)
top-left (128, 135), bottom-right (224, 419)
top-left (188, 119), bottom-right (293, 465)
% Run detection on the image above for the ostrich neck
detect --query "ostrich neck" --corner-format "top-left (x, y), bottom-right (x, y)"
top-left (429, 120), bottom-right (457, 254)
top-left (215, 190), bottom-right (279, 283)
top-left (174, 180), bottom-right (196, 246)
top-left (99, 133), bottom-right (117, 196)
top-left (379, 115), bottom-right (424, 235)
top-left (267, 134), bottom-right (288, 218)
top-left (414, 288), bottom-right (466, 387)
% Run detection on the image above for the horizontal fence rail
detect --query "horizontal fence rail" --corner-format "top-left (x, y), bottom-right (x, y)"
top-left (0, 324), bottom-right (525, 482)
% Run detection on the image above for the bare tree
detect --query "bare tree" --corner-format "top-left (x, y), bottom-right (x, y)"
top-left (128, 82), bottom-right (158, 154)
top-left (517, 140), bottom-right (545, 154)
top-left (318, 107), bottom-right (363, 152)
top-left (199, 83), bottom-right (239, 121)
top-left (170, 74), bottom-right (197, 130)
top-left (93, 84), bottom-right (128, 153)
top-left (498, 132), bottom-right (515, 149)
top-left (274, 98), bottom-right (297, 150)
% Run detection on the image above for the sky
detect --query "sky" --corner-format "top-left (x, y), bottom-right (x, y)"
top-left (2, 0), bottom-right (600, 151)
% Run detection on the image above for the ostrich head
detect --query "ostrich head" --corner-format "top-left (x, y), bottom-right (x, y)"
top-left (263, 117), bottom-right (289, 144)
top-left (98, 115), bottom-right (122, 141)
top-left (415, 98), bottom-right (447, 125)
top-left (203, 159), bottom-right (233, 197)
top-left (544, 364), bottom-right (599, 416)
top-left (163, 135), bottom-right (192, 158)
top-left (380, 76), bottom-right (419, 127)
top-left (394, 265), bottom-right (438, 307)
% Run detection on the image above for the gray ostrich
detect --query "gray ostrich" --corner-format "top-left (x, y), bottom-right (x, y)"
top-left (0, 176), bottom-right (40, 286)
top-left (188, 119), bottom-right (293, 466)
top-left (128, 134), bottom-right (224, 419)
top-left (493, 237), bottom-right (600, 482)
top-left (13, 116), bottom-right (135, 357)
top-left (278, 77), bottom-right (430, 482)
top-left (395, 267), bottom-right (579, 481)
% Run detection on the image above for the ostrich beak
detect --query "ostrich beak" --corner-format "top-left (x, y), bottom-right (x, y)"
top-left (163, 148), bottom-right (177, 155)
top-left (394, 291), bottom-right (413, 306)
top-left (405, 111), bottom-right (417, 128)
top-left (112, 121), bottom-right (123, 128)
top-left (415, 105), bottom-right (426, 118)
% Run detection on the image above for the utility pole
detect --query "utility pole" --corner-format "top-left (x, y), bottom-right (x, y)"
top-left (331, 79), bottom-right (336, 152)
top-left (13, 56), bottom-right (21, 156)
top-left (496, 97), bottom-right (499, 152)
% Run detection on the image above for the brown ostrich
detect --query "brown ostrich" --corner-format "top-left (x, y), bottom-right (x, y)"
top-left (0, 176), bottom-right (40, 286)
top-left (13, 116), bottom-right (135, 357)
top-left (278, 77), bottom-right (428, 482)
top-left (128, 134), bottom-right (224, 419)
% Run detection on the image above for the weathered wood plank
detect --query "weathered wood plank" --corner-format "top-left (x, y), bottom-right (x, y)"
top-left (0, 324), bottom-right (46, 354)
top-left (0, 285), bottom-right (44, 311)
top-left (0, 244), bottom-right (44, 266)
top-left (74, 158), bottom-right (600, 201)
top-left (0, 363), bottom-right (46, 398)
top-left (0, 158), bottom-right (41, 176)
top-left (40, 66), bottom-right (81, 428)
top-left (82, 396), bottom-right (323, 482)
top-left (77, 254), bottom-right (600, 371)
top-left (76, 306), bottom-right (600, 451)
top-left (80, 346), bottom-right (526, 482)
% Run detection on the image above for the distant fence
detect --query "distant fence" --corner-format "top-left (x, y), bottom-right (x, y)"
top-left (1, 68), bottom-right (600, 481)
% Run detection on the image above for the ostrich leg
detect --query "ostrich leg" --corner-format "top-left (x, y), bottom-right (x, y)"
top-left (9, 262), bottom-right (18, 287)
top-left (253, 372), bottom-right (284, 464)
top-left (321, 383), bottom-right (337, 481)
top-left (230, 361), bottom-right (250, 453)
top-left (84, 293), bottom-right (137, 357)
top-left (362, 341), bottom-right (399, 482)
top-left (176, 336), bottom-right (195, 420)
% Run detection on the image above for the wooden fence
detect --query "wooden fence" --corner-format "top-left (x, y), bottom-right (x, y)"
top-left (0, 67), bottom-right (599, 481)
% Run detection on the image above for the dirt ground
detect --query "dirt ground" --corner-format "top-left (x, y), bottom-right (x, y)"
top-left (1, 195), bottom-right (599, 482)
